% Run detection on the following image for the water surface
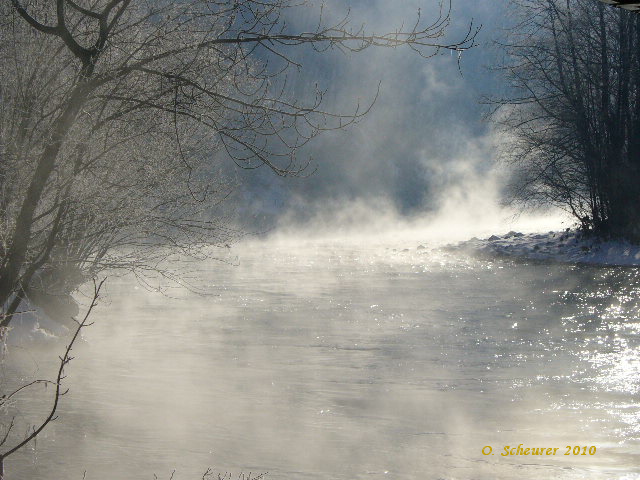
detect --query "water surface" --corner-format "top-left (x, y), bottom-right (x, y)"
top-left (4, 241), bottom-right (640, 479)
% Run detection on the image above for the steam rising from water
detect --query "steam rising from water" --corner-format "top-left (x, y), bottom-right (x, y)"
top-left (268, 132), bottom-right (568, 247)
top-left (231, 0), bottom-right (571, 242)
top-left (234, 0), bottom-right (522, 231)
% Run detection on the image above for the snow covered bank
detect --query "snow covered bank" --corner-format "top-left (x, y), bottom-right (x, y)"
top-left (2, 304), bottom-right (71, 347)
top-left (448, 230), bottom-right (640, 267)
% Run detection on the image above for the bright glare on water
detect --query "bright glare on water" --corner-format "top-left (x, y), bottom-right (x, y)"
top-left (4, 240), bottom-right (640, 479)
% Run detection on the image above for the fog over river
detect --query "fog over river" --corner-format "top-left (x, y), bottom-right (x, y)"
top-left (4, 236), bottom-right (639, 480)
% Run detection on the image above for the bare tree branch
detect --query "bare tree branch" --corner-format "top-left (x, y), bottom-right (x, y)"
top-left (0, 278), bottom-right (105, 474)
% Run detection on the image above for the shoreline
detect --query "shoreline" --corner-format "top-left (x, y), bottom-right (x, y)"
top-left (448, 230), bottom-right (640, 267)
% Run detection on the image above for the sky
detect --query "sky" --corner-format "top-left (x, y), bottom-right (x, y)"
top-left (226, 0), bottom-right (559, 235)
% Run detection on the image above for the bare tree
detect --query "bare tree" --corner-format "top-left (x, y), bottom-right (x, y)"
top-left (0, 0), bottom-right (478, 326)
top-left (492, 0), bottom-right (640, 241)
top-left (0, 279), bottom-right (104, 479)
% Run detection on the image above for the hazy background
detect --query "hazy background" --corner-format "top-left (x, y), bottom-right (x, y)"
top-left (225, 0), bottom-right (563, 237)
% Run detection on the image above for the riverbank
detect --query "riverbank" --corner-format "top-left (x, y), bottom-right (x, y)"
top-left (447, 230), bottom-right (640, 267)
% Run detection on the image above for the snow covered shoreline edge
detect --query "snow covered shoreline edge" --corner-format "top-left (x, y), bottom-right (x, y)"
top-left (448, 230), bottom-right (640, 267)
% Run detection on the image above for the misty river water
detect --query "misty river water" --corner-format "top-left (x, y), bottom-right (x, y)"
top-left (4, 239), bottom-right (640, 480)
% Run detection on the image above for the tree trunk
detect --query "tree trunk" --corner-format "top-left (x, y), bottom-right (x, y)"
top-left (604, 164), bottom-right (640, 242)
top-left (0, 81), bottom-right (92, 309)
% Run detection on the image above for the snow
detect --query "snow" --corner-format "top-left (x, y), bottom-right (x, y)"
top-left (447, 230), bottom-right (640, 267)
top-left (2, 304), bottom-right (69, 347)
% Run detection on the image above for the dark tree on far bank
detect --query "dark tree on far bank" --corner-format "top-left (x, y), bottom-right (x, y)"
top-left (494, 0), bottom-right (640, 241)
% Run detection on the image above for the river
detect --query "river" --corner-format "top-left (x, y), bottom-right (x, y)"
top-left (4, 239), bottom-right (640, 479)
